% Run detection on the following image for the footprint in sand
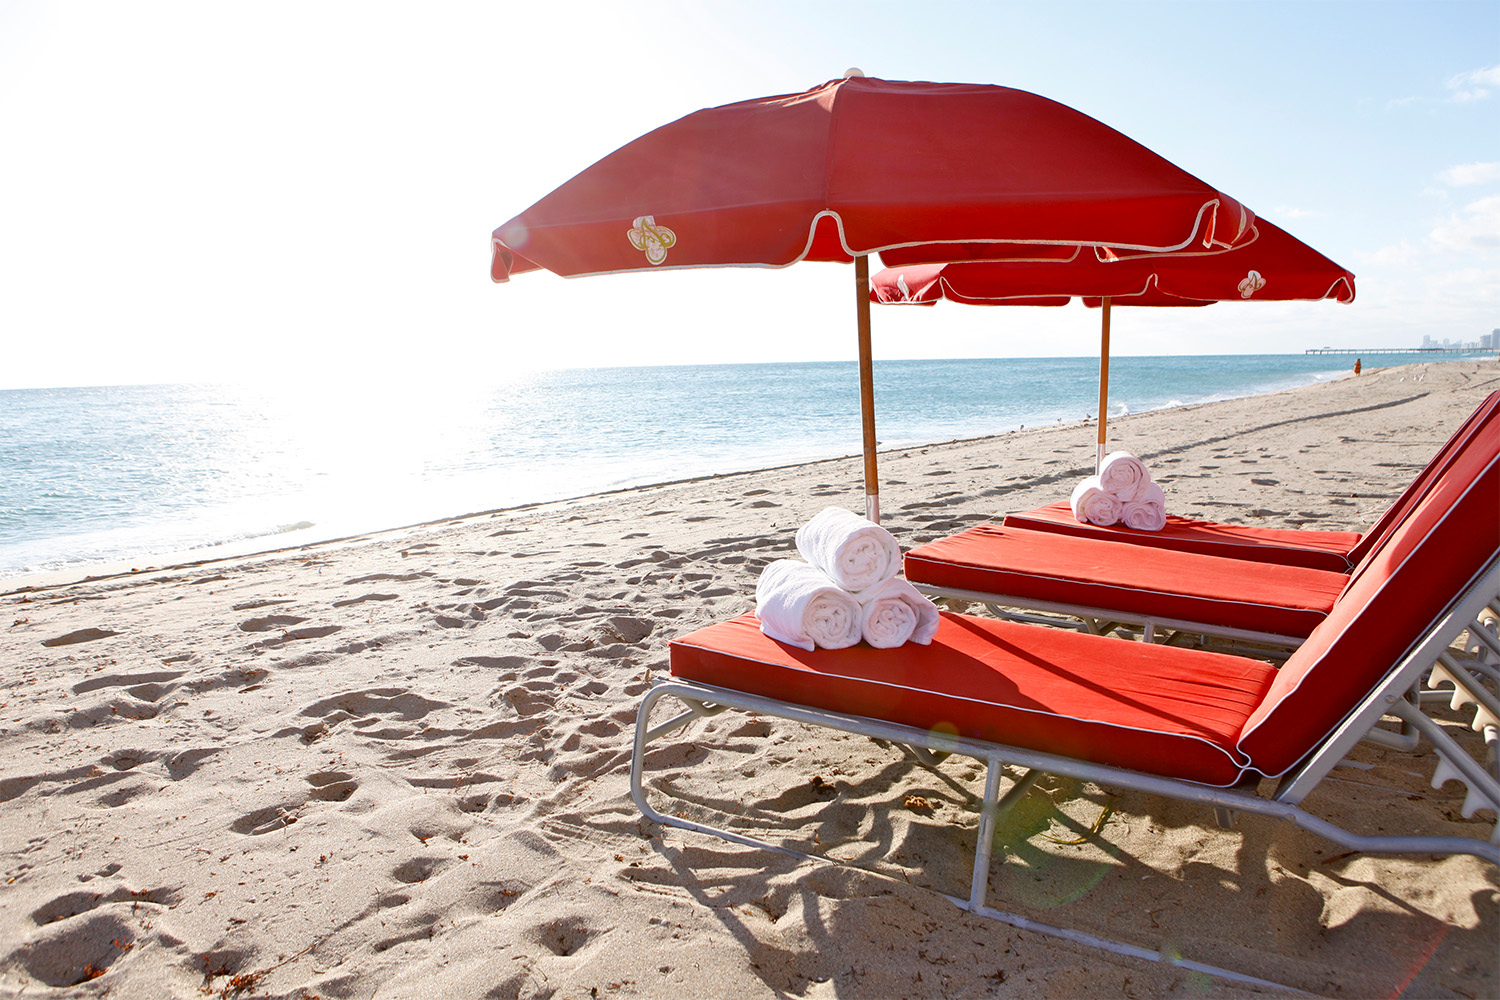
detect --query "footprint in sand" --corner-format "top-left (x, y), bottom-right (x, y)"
top-left (300, 688), bottom-right (449, 723)
top-left (73, 669), bottom-right (183, 695)
top-left (530, 915), bottom-right (604, 957)
top-left (165, 748), bottom-right (220, 779)
top-left (453, 654), bottom-right (531, 672)
top-left (95, 782), bottom-right (156, 808)
top-left (398, 542), bottom-right (438, 554)
top-left (230, 803), bottom-right (301, 836)
top-left (6, 912), bottom-right (137, 987)
top-left (41, 628), bottom-right (118, 647)
top-left (232, 599), bottom-right (293, 611)
top-left (238, 614), bottom-right (308, 632)
top-left (345, 572), bottom-right (432, 585)
top-left (574, 717), bottom-right (622, 739)
top-left (101, 748), bottom-right (150, 771)
top-left (594, 616), bottom-right (653, 645)
top-left (196, 948), bottom-right (256, 987)
top-left (30, 885), bottom-right (179, 926)
top-left (391, 856), bottom-right (449, 884)
top-left (264, 727), bottom-right (417, 792)
top-left (256, 624), bottom-right (343, 648)
top-left (307, 771), bottom-right (359, 802)
top-left (501, 685), bottom-right (553, 717)
top-left (66, 696), bottom-right (161, 727)
top-left (332, 593), bottom-right (399, 608)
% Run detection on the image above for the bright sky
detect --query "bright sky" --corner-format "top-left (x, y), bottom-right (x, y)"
top-left (1, 0), bottom-right (1496, 389)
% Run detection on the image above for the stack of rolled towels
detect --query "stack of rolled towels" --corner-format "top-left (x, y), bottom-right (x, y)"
top-left (755, 506), bottom-right (940, 651)
top-left (1070, 451), bottom-right (1167, 531)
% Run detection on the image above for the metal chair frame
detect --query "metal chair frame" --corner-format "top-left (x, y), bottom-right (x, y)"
top-left (629, 559), bottom-right (1500, 988)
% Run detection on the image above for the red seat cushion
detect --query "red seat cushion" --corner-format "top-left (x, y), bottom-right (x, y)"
top-left (905, 524), bottom-right (1348, 639)
top-left (1003, 501), bottom-right (1358, 572)
top-left (670, 611), bottom-right (1275, 786)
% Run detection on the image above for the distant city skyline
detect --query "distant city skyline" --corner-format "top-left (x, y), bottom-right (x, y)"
top-left (1422, 332), bottom-right (1497, 350)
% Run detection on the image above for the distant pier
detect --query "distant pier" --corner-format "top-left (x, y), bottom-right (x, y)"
top-left (1304, 347), bottom-right (1495, 355)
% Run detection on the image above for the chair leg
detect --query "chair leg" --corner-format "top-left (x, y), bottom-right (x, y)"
top-left (969, 765), bottom-right (1041, 912)
top-left (969, 763), bottom-right (1003, 911)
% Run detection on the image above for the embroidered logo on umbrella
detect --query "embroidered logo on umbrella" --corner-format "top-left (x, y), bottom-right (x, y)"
top-left (628, 216), bottom-right (676, 265)
top-left (1238, 270), bottom-right (1267, 298)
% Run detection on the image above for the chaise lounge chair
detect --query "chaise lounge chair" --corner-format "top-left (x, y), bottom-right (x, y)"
top-left (900, 394), bottom-right (1499, 646)
top-left (631, 443), bottom-right (1498, 970)
top-left (1002, 390), bottom-right (1499, 572)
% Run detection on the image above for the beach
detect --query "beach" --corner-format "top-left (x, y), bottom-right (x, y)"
top-left (1, 360), bottom-right (1496, 998)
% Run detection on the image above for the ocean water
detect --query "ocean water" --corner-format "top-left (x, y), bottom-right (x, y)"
top-left (0, 353), bottom-right (1474, 579)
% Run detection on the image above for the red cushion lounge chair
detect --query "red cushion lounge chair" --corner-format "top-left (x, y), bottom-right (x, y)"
top-left (630, 448), bottom-right (1499, 981)
top-left (1002, 390), bottom-right (1499, 573)
top-left (1003, 502), bottom-right (1361, 571)
top-left (900, 403), bottom-right (1500, 645)
top-left (905, 523), bottom-right (1349, 645)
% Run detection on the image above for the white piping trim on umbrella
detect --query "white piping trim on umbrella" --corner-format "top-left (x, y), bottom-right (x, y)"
top-left (490, 198), bottom-right (1257, 283)
top-left (861, 199), bottom-right (1243, 258)
top-left (936, 272), bottom-right (1355, 307)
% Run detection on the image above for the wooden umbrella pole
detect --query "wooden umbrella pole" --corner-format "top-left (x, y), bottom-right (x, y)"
top-left (1097, 296), bottom-right (1112, 472)
top-left (855, 254), bottom-right (880, 523)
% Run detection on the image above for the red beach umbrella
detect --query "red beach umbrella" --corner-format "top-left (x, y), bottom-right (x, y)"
top-left (871, 219), bottom-right (1355, 467)
top-left (491, 73), bottom-right (1258, 522)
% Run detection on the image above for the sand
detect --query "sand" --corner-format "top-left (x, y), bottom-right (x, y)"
top-left (0, 361), bottom-right (1496, 999)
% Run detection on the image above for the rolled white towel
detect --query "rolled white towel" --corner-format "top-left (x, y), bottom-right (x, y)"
top-left (795, 506), bottom-right (902, 598)
top-left (859, 577), bottom-right (940, 648)
top-left (755, 559), bottom-right (862, 651)
top-left (1120, 482), bottom-right (1167, 531)
top-left (1098, 451), bottom-right (1154, 501)
top-left (1071, 476), bottom-right (1123, 526)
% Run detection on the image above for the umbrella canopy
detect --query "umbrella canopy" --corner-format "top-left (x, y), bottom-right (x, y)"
top-left (870, 219), bottom-right (1356, 467)
top-left (491, 74), bottom-right (1259, 521)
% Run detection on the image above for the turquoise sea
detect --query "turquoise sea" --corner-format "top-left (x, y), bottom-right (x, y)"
top-left (0, 353), bottom-right (1481, 579)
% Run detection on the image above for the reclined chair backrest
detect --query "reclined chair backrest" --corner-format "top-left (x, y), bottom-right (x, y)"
top-left (1344, 390), bottom-right (1500, 567)
top-left (1237, 418), bottom-right (1500, 776)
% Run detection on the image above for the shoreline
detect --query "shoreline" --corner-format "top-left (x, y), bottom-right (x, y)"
top-left (1, 360), bottom-right (1495, 997)
top-left (1, 365), bottom-right (1364, 596)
